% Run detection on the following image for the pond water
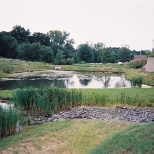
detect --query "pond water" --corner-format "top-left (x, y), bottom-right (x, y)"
top-left (0, 102), bottom-right (13, 109)
top-left (0, 71), bottom-right (151, 90)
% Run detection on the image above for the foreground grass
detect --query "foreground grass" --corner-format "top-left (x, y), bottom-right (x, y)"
top-left (91, 122), bottom-right (154, 154)
top-left (0, 120), bottom-right (153, 154)
top-left (0, 120), bottom-right (132, 154)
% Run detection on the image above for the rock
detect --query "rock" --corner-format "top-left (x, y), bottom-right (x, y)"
top-left (28, 106), bottom-right (154, 125)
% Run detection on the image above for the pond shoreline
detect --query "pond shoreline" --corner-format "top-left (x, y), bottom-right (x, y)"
top-left (0, 70), bottom-right (152, 89)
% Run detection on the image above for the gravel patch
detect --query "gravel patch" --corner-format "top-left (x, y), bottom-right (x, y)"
top-left (30, 106), bottom-right (154, 125)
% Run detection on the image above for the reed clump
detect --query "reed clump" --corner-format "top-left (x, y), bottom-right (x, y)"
top-left (13, 87), bottom-right (83, 114)
top-left (130, 76), bottom-right (143, 88)
top-left (0, 106), bottom-right (24, 139)
top-left (13, 87), bottom-right (111, 114)
top-left (13, 87), bottom-right (153, 115)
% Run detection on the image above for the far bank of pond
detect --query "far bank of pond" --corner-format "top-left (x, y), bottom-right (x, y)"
top-left (0, 71), bottom-right (152, 90)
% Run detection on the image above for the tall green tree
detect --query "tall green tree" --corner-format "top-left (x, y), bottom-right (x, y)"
top-left (0, 31), bottom-right (18, 58)
top-left (77, 44), bottom-right (94, 63)
top-left (17, 43), bottom-right (41, 61)
top-left (100, 48), bottom-right (116, 63)
top-left (47, 30), bottom-right (74, 55)
top-left (118, 47), bottom-right (131, 62)
top-left (40, 46), bottom-right (54, 63)
top-left (54, 50), bottom-right (64, 64)
top-left (10, 25), bottom-right (30, 43)
top-left (93, 42), bottom-right (105, 63)
top-left (31, 32), bottom-right (50, 46)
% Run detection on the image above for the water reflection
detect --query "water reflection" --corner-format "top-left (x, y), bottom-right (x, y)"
top-left (0, 73), bottom-right (151, 90)
top-left (66, 74), bottom-right (131, 88)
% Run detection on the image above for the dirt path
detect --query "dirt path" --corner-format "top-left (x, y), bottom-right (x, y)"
top-left (144, 57), bottom-right (154, 72)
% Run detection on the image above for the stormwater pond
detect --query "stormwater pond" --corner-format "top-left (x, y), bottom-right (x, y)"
top-left (0, 71), bottom-right (151, 90)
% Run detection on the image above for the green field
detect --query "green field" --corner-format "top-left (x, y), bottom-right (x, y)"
top-left (0, 120), bottom-right (153, 154)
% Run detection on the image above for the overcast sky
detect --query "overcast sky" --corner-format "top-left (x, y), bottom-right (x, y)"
top-left (0, 0), bottom-right (154, 50)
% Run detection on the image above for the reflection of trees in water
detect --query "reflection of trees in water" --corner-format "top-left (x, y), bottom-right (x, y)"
top-left (102, 76), bottom-right (111, 87)
top-left (65, 79), bottom-right (75, 87)
top-left (50, 80), bottom-right (66, 88)
top-left (0, 79), bottom-right (66, 90)
top-left (79, 79), bottom-right (91, 86)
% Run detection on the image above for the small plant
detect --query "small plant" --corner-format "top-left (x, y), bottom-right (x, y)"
top-left (130, 76), bottom-right (143, 88)
top-left (2, 69), bottom-right (12, 74)
top-left (148, 52), bottom-right (154, 57)
top-left (0, 106), bottom-right (24, 139)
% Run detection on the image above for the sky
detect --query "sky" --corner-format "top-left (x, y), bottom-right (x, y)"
top-left (0, 0), bottom-right (154, 51)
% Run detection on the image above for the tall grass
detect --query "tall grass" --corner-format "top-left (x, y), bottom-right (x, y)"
top-left (0, 106), bottom-right (24, 139)
top-left (13, 87), bottom-right (109, 114)
top-left (130, 76), bottom-right (143, 88)
top-left (13, 87), bottom-right (154, 114)
top-left (13, 87), bottom-right (83, 114)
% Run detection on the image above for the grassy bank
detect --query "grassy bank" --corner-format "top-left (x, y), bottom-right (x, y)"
top-left (0, 58), bottom-right (54, 78)
top-left (0, 90), bottom-right (13, 100)
top-left (0, 120), bottom-right (153, 154)
top-left (79, 88), bottom-right (154, 107)
top-left (91, 122), bottom-right (154, 154)
top-left (12, 88), bottom-right (154, 115)
top-left (1, 88), bottom-right (154, 108)
top-left (0, 120), bottom-right (132, 153)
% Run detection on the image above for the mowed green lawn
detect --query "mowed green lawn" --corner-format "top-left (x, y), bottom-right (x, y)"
top-left (0, 120), bottom-right (153, 154)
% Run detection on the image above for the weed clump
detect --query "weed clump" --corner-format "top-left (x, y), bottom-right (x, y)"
top-left (0, 106), bottom-right (24, 139)
top-left (128, 58), bottom-right (147, 69)
top-left (130, 76), bottom-right (143, 88)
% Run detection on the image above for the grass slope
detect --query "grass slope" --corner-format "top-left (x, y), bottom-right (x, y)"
top-left (0, 120), bottom-right (131, 154)
top-left (0, 58), bottom-right (54, 78)
top-left (91, 122), bottom-right (154, 154)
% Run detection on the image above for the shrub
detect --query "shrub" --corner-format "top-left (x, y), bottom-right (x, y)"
top-left (130, 76), bottom-right (143, 88)
top-left (128, 58), bottom-right (147, 69)
top-left (2, 69), bottom-right (12, 74)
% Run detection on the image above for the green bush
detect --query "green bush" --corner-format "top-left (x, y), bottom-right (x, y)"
top-left (130, 76), bottom-right (143, 88)
top-left (2, 69), bottom-right (12, 74)
top-left (148, 53), bottom-right (154, 57)
top-left (128, 58), bottom-right (147, 69)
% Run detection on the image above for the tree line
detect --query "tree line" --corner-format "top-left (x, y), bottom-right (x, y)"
top-left (0, 25), bottom-right (148, 64)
